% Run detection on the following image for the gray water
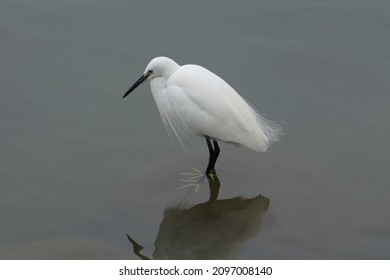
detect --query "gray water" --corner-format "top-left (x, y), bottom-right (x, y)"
top-left (1, 0), bottom-right (389, 259)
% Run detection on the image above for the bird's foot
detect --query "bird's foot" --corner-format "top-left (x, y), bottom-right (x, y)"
top-left (177, 168), bottom-right (205, 192)
top-left (207, 171), bottom-right (217, 182)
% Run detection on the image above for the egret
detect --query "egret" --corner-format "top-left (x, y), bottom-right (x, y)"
top-left (123, 56), bottom-right (282, 174)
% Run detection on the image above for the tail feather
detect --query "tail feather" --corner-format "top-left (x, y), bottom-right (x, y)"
top-left (256, 113), bottom-right (284, 147)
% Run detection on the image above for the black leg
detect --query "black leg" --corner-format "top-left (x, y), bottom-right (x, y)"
top-left (205, 136), bottom-right (214, 174)
top-left (205, 135), bottom-right (214, 155)
top-left (213, 139), bottom-right (220, 159)
top-left (205, 136), bottom-right (220, 175)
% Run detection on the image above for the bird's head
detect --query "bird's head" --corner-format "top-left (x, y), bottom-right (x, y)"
top-left (123, 56), bottom-right (180, 98)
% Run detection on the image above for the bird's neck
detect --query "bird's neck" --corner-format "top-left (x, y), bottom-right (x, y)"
top-left (150, 77), bottom-right (167, 96)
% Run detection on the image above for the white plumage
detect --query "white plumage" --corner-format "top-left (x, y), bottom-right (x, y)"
top-left (123, 56), bottom-right (282, 174)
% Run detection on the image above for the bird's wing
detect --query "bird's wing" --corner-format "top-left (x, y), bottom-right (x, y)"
top-left (166, 64), bottom-right (275, 151)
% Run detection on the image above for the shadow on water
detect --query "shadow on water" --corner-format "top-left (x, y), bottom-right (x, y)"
top-left (126, 169), bottom-right (271, 260)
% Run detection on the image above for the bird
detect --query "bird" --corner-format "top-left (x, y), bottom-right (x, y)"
top-left (123, 56), bottom-right (282, 175)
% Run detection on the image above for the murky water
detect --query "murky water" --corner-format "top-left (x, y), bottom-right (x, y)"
top-left (1, 0), bottom-right (389, 259)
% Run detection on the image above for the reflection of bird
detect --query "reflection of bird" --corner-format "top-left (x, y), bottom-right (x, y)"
top-left (126, 234), bottom-right (150, 260)
top-left (153, 194), bottom-right (270, 260)
top-left (126, 169), bottom-right (271, 260)
top-left (123, 56), bottom-right (282, 174)
top-left (125, 169), bottom-right (271, 259)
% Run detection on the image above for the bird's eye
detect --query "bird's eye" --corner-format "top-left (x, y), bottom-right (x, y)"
top-left (147, 70), bottom-right (153, 75)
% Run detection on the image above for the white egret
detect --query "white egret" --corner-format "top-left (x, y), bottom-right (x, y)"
top-left (123, 56), bottom-right (282, 174)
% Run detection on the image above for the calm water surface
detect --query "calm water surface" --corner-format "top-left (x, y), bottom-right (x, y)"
top-left (1, 0), bottom-right (389, 259)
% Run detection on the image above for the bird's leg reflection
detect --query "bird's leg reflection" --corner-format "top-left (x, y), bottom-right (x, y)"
top-left (178, 167), bottom-right (220, 197)
top-left (207, 168), bottom-right (220, 202)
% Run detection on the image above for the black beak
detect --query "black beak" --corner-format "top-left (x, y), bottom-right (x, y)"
top-left (123, 73), bottom-right (149, 98)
